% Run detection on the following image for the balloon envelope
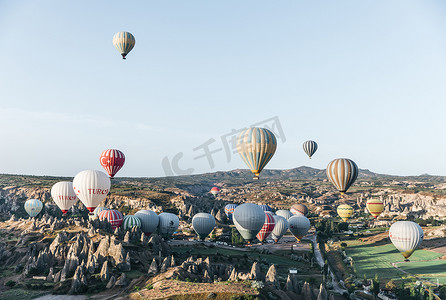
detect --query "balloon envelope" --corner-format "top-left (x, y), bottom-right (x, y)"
top-left (51, 181), bottom-right (78, 214)
top-left (290, 204), bottom-right (308, 216)
top-left (389, 221), bottom-right (423, 260)
top-left (276, 210), bottom-right (293, 220)
top-left (303, 140), bottom-right (318, 159)
top-left (135, 210), bottom-right (159, 236)
top-left (158, 213), bottom-right (179, 239)
top-left (24, 199), bottom-right (43, 217)
top-left (236, 127), bottom-right (277, 179)
top-left (210, 187), bottom-right (220, 196)
top-left (256, 212), bottom-right (275, 242)
top-left (366, 198), bottom-right (384, 219)
top-left (288, 215), bottom-right (311, 241)
top-left (271, 215), bottom-right (288, 243)
top-left (73, 170), bottom-right (110, 213)
top-left (122, 215), bottom-right (142, 230)
top-left (99, 209), bottom-right (123, 230)
top-left (224, 204), bottom-right (238, 221)
top-left (94, 207), bottom-right (108, 218)
top-left (326, 158), bottom-right (358, 194)
top-left (192, 213), bottom-right (215, 240)
top-left (113, 31), bottom-right (135, 59)
top-left (233, 203), bottom-right (265, 242)
top-left (259, 204), bottom-right (273, 212)
top-left (100, 149), bottom-right (125, 178)
top-left (337, 204), bottom-right (353, 222)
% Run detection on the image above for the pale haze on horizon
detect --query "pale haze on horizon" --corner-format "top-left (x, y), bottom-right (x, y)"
top-left (0, 1), bottom-right (446, 178)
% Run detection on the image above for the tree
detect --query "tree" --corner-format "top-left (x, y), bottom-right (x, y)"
top-left (231, 228), bottom-right (244, 245)
top-left (371, 274), bottom-right (380, 298)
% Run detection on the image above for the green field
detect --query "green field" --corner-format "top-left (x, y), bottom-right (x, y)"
top-left (398, 260), bottom-right (446, 284)
top-left (345, 241), bottom-right (445, 283)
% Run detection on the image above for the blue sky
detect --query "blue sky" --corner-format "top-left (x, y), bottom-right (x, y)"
top-left (1, 1), bottom-right (446, 177)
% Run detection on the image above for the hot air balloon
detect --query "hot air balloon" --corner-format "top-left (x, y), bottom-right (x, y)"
top-left (366, 198), bottom-right (384, 219)
top-left (256, 212), bottom-right (275, 242)
top-left (100, 149), bottom-right (125, 178)
top-left (24, 199), bottom-right (43, 217)
top-left (99, 209), bottom-right (123, 230)
top-left (233, 203), bottom-right (265, 243)
top-left (326, 158), bottom-right (358, 195)
top-left (271, 215), bottom-right (288, 243)
top-left (73, 170), bottom-right (110, 213)
top-left (337, 204), bottom-right (353, 222)
top-left (276, 210), bottom-right (293, 220)
top-left (389, 221), bottom-right (424, 261)
top-left (192, 213), bottom-right (216, 240)
top-left (158, 213), bottom-right (179, 239)
top-left (51, 182), bottom-right (78, 215)
top-left (135, 210), bottom-right (159, 236)
top-left (290, 204), bottom-right (308, 216)
top-left (113, 31), bottom-right (135, 59)
top-left (259, 204), bottom-right (273, 213)
top-left (303, 140), bottom-right (318, 159)
top-left (236, 127), bottom-right (277, 180)
top-left (122, 215), bottom-right (142, 230)
top-left (288, 215), bottom-right (311, 241)
top-left (94, 207), bottom-right (108, 218)
top-left (224, 204), bottom-right (238, 221)
top-left (210, 187), bottom-right (220, 197)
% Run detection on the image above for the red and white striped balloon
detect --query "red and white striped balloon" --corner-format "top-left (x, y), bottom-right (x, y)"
top-left (100, 149), bottom-right (125, 178)
top-left (256, 212), bottom-right (275, 242)
top-left (98, 209), bottom-right (123, 230)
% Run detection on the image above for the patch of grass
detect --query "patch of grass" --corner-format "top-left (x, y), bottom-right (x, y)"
top-left (345, 241), bottom-right (443, 283)
top-left (125, 269), bottom-right (144, 279)
top-left (167, 293), bottom-right (258, 300)
top-left (0, 288), bottom-right (47, 300)
top-left (398, 260), bottom-right (446, 284)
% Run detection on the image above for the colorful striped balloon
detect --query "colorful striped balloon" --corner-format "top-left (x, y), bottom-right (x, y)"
top-left (290, 204), bottom-right (308, 216)
top-left (303, 140), bottom-right (318, 159)
top-left (122, 215), bottom-right (142, 230)
top-left (98, 209), bottom-right (123, 230)
top-left (94, 206), bottom-right (109, 218)
top-left (366, 198), bottom-right (384, 219)
top-left (24, 199), bottom-right (43, 217)
top-left (326, 158), bottom-right (358, 194)
top-left (224, 204), bottom-right (238, 221)
top-left (256, 212), bottom-right (275, 242)
top-left (112, 31), bottom-right (135, 59)
top-left (236, 127), bottom-right (277, 180)
top-left (100, 149), bottom-right (125, 178)
top-left (337, 204), bottom-right (353, 222)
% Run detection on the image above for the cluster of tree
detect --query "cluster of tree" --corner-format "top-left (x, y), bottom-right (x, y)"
top-left (315, 218), bottom-right (349, 240)
top-left (414, 217), bottom-right (443, 227)
top-left (231, 228), bottom-right (245, 245)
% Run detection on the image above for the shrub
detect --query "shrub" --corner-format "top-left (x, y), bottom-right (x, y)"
top-left (5, 280), bottom-right (16, 287)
